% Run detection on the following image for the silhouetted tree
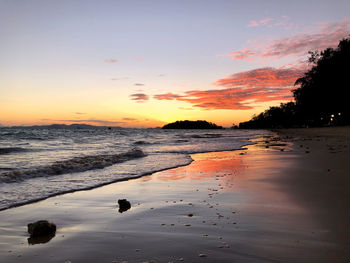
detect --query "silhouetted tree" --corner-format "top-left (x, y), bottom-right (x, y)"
top-left (293, 37), bottom-right (350, 126)
top-left (162, 120), bottom-right (223, 129)
top-left (239, 36), bottom-right (350, 129)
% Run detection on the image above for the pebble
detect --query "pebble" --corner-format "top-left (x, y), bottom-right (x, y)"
top-left (199, 254), bottom-right (207, 257)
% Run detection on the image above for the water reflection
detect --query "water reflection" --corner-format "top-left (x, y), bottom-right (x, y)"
top-left (28, 233), bottom-right (55, 245)
top-left (157, 151), bottom-right (245, 188)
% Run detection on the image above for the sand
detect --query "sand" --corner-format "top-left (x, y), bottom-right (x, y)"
top-left (0, 127), bottom-right (349, 262)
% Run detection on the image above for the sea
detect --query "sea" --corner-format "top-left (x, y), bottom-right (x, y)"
top-left (0, 126), bottom-right (266, 210)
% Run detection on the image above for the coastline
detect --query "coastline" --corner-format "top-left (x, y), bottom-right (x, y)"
top-left (0, 127), bottom-right (349, 262)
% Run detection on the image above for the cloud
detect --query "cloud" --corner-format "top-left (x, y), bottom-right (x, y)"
top-left (75, 112), bottom-right (86, 115)
top-left (214, 67), bottom-right (304, 88)
top-left (111, 77), bottom-right (129, 81)
top-left (153, 93), bottom-right (182, 100)
top-left (130, 93), bottom-right (149, 102)
top-left (104, 59), bottom-right (118, 63)
top-left (247, 20), bottom-right (259, 27)
top-left (247, 17), bottom-right (276, 28)
top-left (154, 67), bottom-right (302, 110)
top-left (154, 87), bottom-right (293, 110)
top-left (260, 17), bottom-right (273, 25)
top-left (134, 83), bottom-right (145, 86)
top-left (233, 18), bottom-right (350, 60)
top-left (122, 117), bottom-right (138, 121)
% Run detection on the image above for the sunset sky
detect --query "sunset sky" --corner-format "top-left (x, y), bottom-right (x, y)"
top-left (1, 0), bottom-right (349, 127)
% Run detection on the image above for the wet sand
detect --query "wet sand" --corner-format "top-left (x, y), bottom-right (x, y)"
top-left (0, 127), bottom-right (349, 262)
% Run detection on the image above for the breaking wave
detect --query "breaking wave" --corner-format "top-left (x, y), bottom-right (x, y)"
top-left (0, 147), bottom-right (29, 155)
top-left (0, 148), bottom-right (146, 183)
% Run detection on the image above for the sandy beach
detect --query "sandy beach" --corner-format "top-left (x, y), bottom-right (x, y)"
top-left (0, 127), bottom-right (349, 263)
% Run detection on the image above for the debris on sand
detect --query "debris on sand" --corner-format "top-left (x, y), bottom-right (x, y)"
top-left (118, 199), bottom-right (131, 213)
top-left (27, 220), bottom-right (56, 238)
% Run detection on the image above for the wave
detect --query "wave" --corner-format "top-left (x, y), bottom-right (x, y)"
top-left (0, 147), bottom-right (29, 155)
top-left (0, 148), bottom-right (146, 183)
top-left (187, 133), bottom-right (223, 139)
top-left (133, 140), bottom-right (152, 145)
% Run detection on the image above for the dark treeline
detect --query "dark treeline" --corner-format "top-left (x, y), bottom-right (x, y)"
top-left (162, 120), bottom-right (223, 129)
top-left (239, 37), bottom-right (350, 129)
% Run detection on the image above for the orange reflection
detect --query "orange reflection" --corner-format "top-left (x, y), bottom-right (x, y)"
top-left (156, 151), bottom-right (246, 190)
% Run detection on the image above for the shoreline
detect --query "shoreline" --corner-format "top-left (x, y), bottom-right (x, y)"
top-left (0, 143), bottom-right (256, 212)
top-left (0, 127), bottom-right (349, 262)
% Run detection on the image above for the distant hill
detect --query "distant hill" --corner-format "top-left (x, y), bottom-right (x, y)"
top-left (7, 124), bottom-right (122, 129)
top-left (162, 120), bottom-right (223, 129)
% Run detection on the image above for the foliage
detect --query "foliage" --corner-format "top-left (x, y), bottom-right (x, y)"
top-left (240, 37), bottom-right (350, 129)
top-left (162, 120), bottom-right (223, 129)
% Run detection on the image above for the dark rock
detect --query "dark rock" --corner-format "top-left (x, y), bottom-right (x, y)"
top-left (188, 213), bottom-right (194, 217)
top-left (118, 199), bottom-right (131, 213)
top-left (27, 220), bottom-right (56, 238)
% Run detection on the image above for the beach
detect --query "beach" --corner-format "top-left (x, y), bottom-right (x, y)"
top-left (0, 127), bottom-right (349, 263)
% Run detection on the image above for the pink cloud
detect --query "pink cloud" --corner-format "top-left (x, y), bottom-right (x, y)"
top-left (247, 20), bottom-right (259, 27)
top-left (104, 59), bottom-right (118, 63)
top-left (260, 17), bottom-right (273, 25)
top-left (247, 17), bottom-right (274, 27)
top-left (154, 67), bottom-right (301, 110)
top-left (236, 18), bottom-right (350, 60)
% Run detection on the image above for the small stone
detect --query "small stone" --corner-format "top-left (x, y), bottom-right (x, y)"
top-left (118, 199), bottom-right (131, 213)
top-left (185, 224), bottom-right (191, 227)
top-left (199, 254), bottom-right (207, 257)
top-left (188, 214), bottom-right (193, 217)
top-left (179, 258), bottom-right (184, 261)
top-left (27, 220), bottom-right (56, 237)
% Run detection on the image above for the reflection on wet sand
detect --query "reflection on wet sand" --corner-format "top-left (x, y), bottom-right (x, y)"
top-left (28, 233), bottom-right (55, 245)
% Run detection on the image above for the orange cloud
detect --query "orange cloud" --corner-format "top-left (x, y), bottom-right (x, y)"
top-left (153, 93), bottom-right (182, 100)
top-left (155, 87), bottom-right (292, 110)
top-left (232, 18), bottom-right (350, 60)
top-left (154, 67), bottom-right (302, 110)
top-left (214, 67), bottom-right (303, 88)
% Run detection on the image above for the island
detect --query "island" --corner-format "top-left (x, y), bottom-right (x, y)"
top-left (162, 120), bottom-right (223, 129)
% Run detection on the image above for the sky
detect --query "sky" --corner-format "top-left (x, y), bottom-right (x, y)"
top-left (1, 0), bottom-right (349, 127)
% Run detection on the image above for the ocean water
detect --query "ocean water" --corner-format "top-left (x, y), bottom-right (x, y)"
top-left (0, 126), bottom-right (266, 210)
